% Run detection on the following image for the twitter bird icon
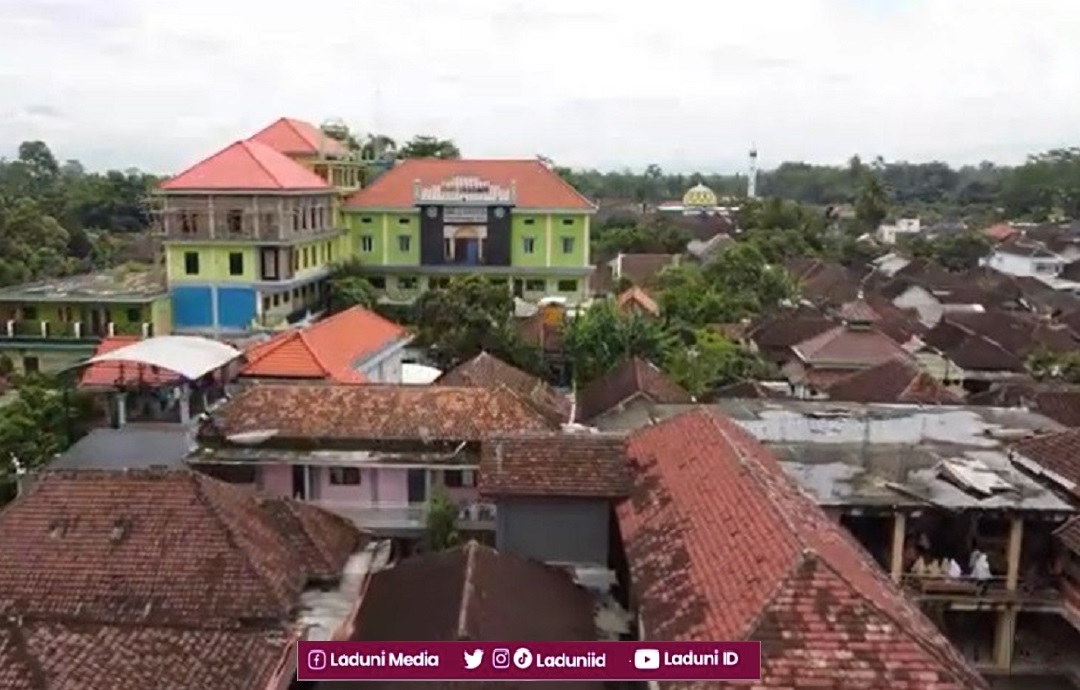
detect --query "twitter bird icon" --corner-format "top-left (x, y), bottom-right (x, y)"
top-left (464, 649), bottom-right (484, 670)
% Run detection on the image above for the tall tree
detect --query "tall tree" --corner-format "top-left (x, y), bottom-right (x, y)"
top-left (398, 135), bottom-right (461, 160)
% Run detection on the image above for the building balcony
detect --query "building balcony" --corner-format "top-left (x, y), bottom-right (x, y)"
top-left (308, 499), bottom-right (497, 533)
top-left (2, 320), bottom-right (154, 341)
top-left (902, 574), bottom-right (1064, 609)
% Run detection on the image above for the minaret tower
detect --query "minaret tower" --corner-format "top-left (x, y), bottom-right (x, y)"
top-left (747, 144), bottom-right (759, 199)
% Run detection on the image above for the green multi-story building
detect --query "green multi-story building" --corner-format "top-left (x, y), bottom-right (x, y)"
top-left (341, 159), bottom-right (596, 303)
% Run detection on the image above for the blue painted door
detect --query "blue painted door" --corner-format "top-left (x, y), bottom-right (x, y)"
top-left (216, 287), bottom-right (257, 330)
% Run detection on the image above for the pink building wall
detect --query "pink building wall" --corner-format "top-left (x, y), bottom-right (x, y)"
top-left (261, 465), bottom-right (293, 498)
top-left (243, 464), bottom-right (483, 507)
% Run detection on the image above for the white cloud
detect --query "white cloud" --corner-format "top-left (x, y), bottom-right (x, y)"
top-left (1, 0), bottom-right (1079, 173)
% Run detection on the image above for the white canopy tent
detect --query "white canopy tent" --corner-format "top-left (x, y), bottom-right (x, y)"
top-left (75, 335), bottom-right (242, 380)
top-left (402, 363), bottom-right (442, 385)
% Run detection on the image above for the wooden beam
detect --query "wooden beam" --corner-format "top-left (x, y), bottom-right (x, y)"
top-left (993, 609), bottom-right (1016, 670)
top-left (890, 512), bottom-right (906, 583)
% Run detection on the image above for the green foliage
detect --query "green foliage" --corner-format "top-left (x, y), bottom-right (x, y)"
top-left (1001, 148), bottom-right (1080, 221)
top-left (398, 136), bottom-right (461, 160)
top-left (591, 216), bottom-right (693, 261)
top-left (854, 174), bottom-right (890, 230)
top-left (424, 487), bottom-right (461, 552)
top-left (903, 231), bottom-right (991, 271)
top-left (1027, 349), bottom-right (1080, 383)
top-left (664, 329), bottom-right (779, 398)
top-left (327, 258), bottom-right (376, 313)
top-left (562, 300), bottom-right (678, 386)
top-left (412, 276), bottom-right (539, 372)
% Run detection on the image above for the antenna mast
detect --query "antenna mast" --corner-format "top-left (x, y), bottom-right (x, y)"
top-left (747, 144), bottom-right (759, 199)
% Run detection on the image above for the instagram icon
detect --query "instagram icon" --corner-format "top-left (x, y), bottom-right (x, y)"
top-left (308, 650), bottom-right (327, 670)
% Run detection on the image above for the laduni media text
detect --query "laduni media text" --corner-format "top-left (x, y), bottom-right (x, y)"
top-left (297, 641), bottom-right (762, 682)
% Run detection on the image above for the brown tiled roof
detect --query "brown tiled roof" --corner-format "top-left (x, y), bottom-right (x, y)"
top-left (837, 296), bottom-right (880, 323)
top-left (516, 312), bottom-right (565, 352)
top-left (575, 357), bottom-right (692, 423)
top-left (258, 497), bottom-right (366, 581)
top-left (788, 259), bottom-right (862, 306)
top-left (0, 469), bottom-right (359, 627)
top-left (619, 408), bottom-right (988, 690)
top-left (210, 383), bottom-right (558, 442)
top-left (746, 309), bottom-right (835, 359)
top-left (587, 262), bottom-right (614, 295)
top-left (792, 325), bottom-right (913, 368)
top-left (709, 380), bottom-right (788, 400)
top-left (826, 358), bottom-right (964, 405)
top-left (0, 619), bottom-right (286, 690)
top-left (436, 351), bottom-right (570, 424)
top-left (1054, 517), bottom-right (1080, 555)
top-left (942, 311), bottom-right (1077, 358)
top-left (937, 333), bottom-right (1025, 372)
top-left (479, 432), bottom-right (631, 498)
top-left (1012, 430), bottom-right (1080, 496)
top-left (968, 381), bottom-right (1080, 427)
top-left (611, 253), bottom-right (679, 287)
top-left (335, 541), bottom-right (600, 690)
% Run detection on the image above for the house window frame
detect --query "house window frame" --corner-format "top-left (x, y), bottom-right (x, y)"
top-left (184, 251), bottom-right (200, 275)
top-left (228, 252), bottom-right (244, 276)
top-left (329, 467), bottom-right (362, 485)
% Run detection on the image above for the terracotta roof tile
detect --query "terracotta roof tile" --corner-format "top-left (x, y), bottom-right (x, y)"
top-left (616, 286), bottom-right (660, 318)
top-left (708, 380), bottom-right (789, 400)
top-left (965, 379), bottom-right (1080, 426)
top-left (79, 336), bottom-right (181, 389)
top-left (516, 313), bottom-right (565, 351)
top-left (335, 541), bottom-right (601, 690)
top-left (1012, 429), bottom-right (1080, 497)
top-left (344, 159), bottom-right (595, 210)
top-left (240, 306), bottom-right (409, 383)
top-left (1055, 517), bottom-right (1080, 555)
top-left (160, 140), bottom-right (332, 192)
top-left (826, 358), bottom-right (964, 405)
top-left (619, 408), bottom-right (988, 690)
top-left (747, 308), bottom-right (836, 358)
top-left (792, 325), bottom-right (913, 368)
top-left (1, 620), bottom-right (286, 690)
top-left (479, 432), bottom-right (631, 498)
top-left (788, 259), bottom-right (863, 306)
top-left (256, 497), bottom-right (367, 581)
top-left (0, 469), bottom-right (359, 627)
top-left (984, 223), bottom-right (1020, 242)
top-left (247, 117), bottom-right (349, 158)
top-left (575, 357), bottom-right (693, 423)
top-left (210, 383), bottom-right (558, 443)
top-left (436, 352), bottom-right (570, 424)
top-left (838, 296), bottom-right (880, 323)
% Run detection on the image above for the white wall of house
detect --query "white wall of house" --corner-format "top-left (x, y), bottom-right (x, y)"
top-left (982, 250), bottom-right (1064, 278)
top-left (893, 285), bottom-right (944, 326)
top-left (877, 218), bottom-right (921, 246)
top-left (356, 339), bottom-right (409, 383)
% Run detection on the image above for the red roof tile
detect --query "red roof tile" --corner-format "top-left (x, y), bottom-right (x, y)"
top-left (247, 117), bottom-right (349, 158)
top-left (575, 357), bottom-right (693, 423)
top-left (240, 306), bottom-right (409, 383)
top-left (616, 286), bottom-right (660, 318)
top-left (210, 383), bottom-right (558, 443)
top-left (436, 351), bottom-right (571, 424)
top-left (0, 469), bottom-right (360, 626)
top-left (479, 432), bottom-right (631, 498)
top-left (619, 408), bottom-right (988, 690)
top-left (0, 619), bottom-right (287, 690)
top-left (826, 358), bottom-right (964, 405)
top-left (1012, 429), bottom-right (1080, 498)
top-left (792, 324), bottom-right (913, 368)
top-left (79, 336), bottom-right (181, 389)
top-left (160, 140), bottom-right (332, 192)
top-left (838, 296), bottom-right (880, 323)
top-left (344, 159), bottom-right (595, 210)
top-left (984, 223), bottom-right (1020, 242)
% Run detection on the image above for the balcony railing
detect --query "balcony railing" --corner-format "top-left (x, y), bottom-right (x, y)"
top-left (902, 574), bottom-right (1063, 604)
top-left (2, 320), bottom-right (154, 340)
top-left (308, 499), bottom-right (497, 532)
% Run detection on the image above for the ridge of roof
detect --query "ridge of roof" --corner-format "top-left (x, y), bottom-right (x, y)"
top-left (160, 139), bottom-right (331, 191)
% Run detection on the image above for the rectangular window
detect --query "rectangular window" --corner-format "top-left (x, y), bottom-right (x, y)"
top-left (22, 306), bottom-right (37, 320)
top-left (523, 237), bottom-right (536, 254)
top-left (272, 294), bottom-right (280, 307)
top-left (525, 279), bottom-right (546, 292)
top-left (22, 356), bottom-right (39, 374)
top-left (226, 210), bottom-right (243, 234)
top-left (398, 217), bottom-right (410, 225)
top-left (327, 242), bottom-right (333, 262)
top-left (369, 277), bottom-right (386, 289)
top-left (184, 251), bottom-right (199, 275)
top-left (228, 252), bottom-right (244, 276)
top-left (303, 247), bottom-right (310, 267)
top-left (361, 216), bottom-right (373, 224)
top-left (329, 467), bottom-right (361, 485)
top-left (125, 307), bottom-right (141, 322)
top-left (292, 251), bottom-right (300, 271)
top-left (557, 279), bottom-right (578, 292)
top-left (523, 218), bottom-right (535, 226)
top-left (361, 235), bottom-right (374, 252)
top-left (444, 470), bottom-right (464, 488)
top-left (398, 235), bottom-right (411, 252)
top-left (561, 218), bottom-right (574, 226)
top-left (399, 277), bottom-right (418, 290)
top-left (561, 237), bottom-right (574, 253)
top-left (262, 296), bottom-right (271, 312)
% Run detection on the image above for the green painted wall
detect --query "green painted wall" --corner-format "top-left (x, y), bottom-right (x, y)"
top-left (549, 213), bottom-right (588, 268)
top-left (166, 244), bottom-right (258, 282)
top-left (0, 299), bottom-right (161, 338)
top-left (347, 212), bottom-right (384, 263)
top-left (387, 213), bottom-right (420, 265)
top-left (150, 296), bottom-right (172, 336)
top-left (510, 215), bottom-right (547, 268)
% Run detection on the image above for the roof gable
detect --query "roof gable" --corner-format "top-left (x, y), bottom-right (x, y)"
top-left (479, 432), bottom-right (631, 499)
top-left (344, 159), bottom-right (595, 210)
top-left (435, 351), bottom-right (570, 424)
top-left (575, 357), bottom-right (692, 423)
top-left (247, 117), bottom-right (349, 158)
top-left (160, 140), bottom-right (332, 192)
top-left (240, 306), bottom-right (408, 383)
top-left (619, 409), bottom-right (987, 689)
top-left (826, 358), bottom-right (963, 405)
top-left (792, 325), bottom-right (912, 367)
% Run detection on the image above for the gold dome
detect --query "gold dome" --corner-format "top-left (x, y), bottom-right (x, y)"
top-left (682, 183), bottom-right (718, 208)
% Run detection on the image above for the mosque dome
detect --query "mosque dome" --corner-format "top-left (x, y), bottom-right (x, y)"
top-left (682, 183), bottom-right (718, 208)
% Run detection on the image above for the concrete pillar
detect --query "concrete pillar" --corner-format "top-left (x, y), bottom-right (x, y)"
top-left (1006, 516), bottom-right (1024, 591)
top-left (303, 466), bottom-right (312, 500)
top-left (178, 386), bottom-right (191, 425)
top-left (115, 393), bottom-right (127, 428)
top-left (890, 512), bottom-right (907, 583)
top-left (993, 609), bottom-right (1016, 670)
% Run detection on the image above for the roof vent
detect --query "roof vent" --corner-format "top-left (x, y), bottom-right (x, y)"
top-left (110, 518), bottom-right (131, 544)
top-left (47, 519), bottom-right (67, 539)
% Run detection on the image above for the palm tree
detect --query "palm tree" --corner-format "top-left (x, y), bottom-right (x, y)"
top-left (360, 134), bottom-right (398, 161)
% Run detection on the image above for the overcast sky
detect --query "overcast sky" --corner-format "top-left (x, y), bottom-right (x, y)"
top-left (2, 0), bottom-right (1079, 174)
